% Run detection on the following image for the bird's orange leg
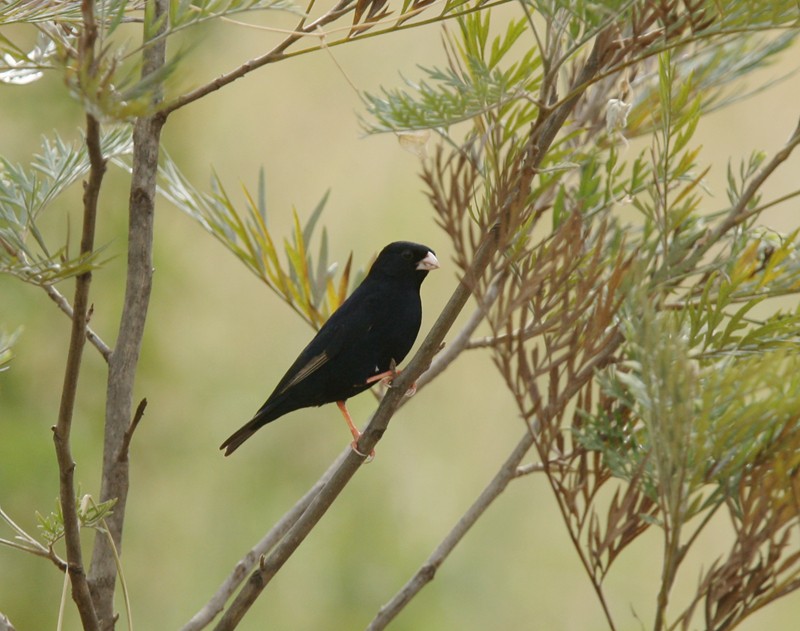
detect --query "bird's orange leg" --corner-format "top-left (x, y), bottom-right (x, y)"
top-left (366, 365), bottom-right (417, 397)
top-left (336, 400), bottom-right (374, 461)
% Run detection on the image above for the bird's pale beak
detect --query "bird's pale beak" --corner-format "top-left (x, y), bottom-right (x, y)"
top-left (417, 251), bottom-right (440, 271)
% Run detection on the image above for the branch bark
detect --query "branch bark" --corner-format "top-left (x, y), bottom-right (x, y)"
top-left (53, 108), bottom-right (104, 631)
top-left (87, 1), bottom-right (168, 627)
top-left (51, 2), bottom-right (107, 628)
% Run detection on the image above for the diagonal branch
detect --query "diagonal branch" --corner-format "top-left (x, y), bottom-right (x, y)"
top-left (162, 0), bottom-right (357, 116)
top-left (208, 23), bottom-right (619, 629)
top-left (185, 271), bottom-right (502, 630)
top-left (180, 449), bottom-right (349, 631)
top-left (162, 0), bottom-right (514, 117)
top-left (43, 284), bottom-right (112, 361)
top-left (366, 429), bottom-right (536, 630)
top-left (659, 115), bottom-right (800, 286)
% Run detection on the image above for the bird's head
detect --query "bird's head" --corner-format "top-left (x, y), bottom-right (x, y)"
top-left (369, 241), bottom-right (439, 284)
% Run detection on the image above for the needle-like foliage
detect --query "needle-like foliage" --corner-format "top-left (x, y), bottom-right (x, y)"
top-left (3, 1), bottom-right (800, 630)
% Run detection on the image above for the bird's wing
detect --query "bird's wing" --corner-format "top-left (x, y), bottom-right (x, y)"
top-left (268, 284), bottom-right (378, 397)
top-left (275, 350), bottom-right (330, 395)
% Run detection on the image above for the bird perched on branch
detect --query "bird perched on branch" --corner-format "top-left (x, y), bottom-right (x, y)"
top-left (221, 241), bottom-right (439, 457)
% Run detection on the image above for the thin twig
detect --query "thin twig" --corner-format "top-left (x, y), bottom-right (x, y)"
top-left (658, 115), bottom-right (800, 287)
top-left (0, 505), bottom-right (67, 571)
top-left (43, 284), bottom-right (111, 361)
top-left (714, 116), bottom-right (800, 236)
top-left (162, 0), bottom-right (356, 116)
top-left (118, 397), bottom-right (148, 460)
top-left (161, 0), bottom-right (514, 116)
top-left (366, 430), bottom-right (536, 631)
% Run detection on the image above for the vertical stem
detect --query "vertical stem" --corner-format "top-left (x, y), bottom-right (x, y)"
top-left (87, 1), bottom-right (168, 627)
top-left (52, 2), bottom-right (106, 628)
top-left (53, 110), bottom-right (105, 631)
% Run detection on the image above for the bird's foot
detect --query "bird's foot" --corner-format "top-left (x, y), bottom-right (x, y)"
top-left (366, 364), bottom-right (417, 397)
top-left (350, 439), bottom-right (375, 463)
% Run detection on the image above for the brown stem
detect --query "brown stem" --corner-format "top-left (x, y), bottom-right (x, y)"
top-left (162, 0), bottom-right (356, 116)
top-left (180, 449), bottom-right (349, 630)
top-left (51, 1), bottom-right (107, 627)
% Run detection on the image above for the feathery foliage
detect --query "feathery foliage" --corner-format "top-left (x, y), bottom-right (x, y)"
top-left (158, 157), bottom-right (357, 328)
top-left (0, 128), bottom-right (133, 285)
top-left (3, 1), bottom-right (800, 630)
top-left (365, 1), bottom-right (800, 629)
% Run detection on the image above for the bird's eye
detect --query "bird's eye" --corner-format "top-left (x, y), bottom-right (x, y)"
top-left (401, 250), bottom-right (413, 261)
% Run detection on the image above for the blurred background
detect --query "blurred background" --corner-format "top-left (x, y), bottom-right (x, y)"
top-left (1, 7), bottom-right (799, 630)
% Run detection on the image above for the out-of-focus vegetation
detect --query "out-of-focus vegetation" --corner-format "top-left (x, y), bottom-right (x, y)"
top-left (2, 1), bottom-right (800, 630)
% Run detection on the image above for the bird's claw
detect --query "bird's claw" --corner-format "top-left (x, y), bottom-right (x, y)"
top-left (350, 440), bottom-right (375, 463)
top-left (367, 364), bottom-right (417, 397)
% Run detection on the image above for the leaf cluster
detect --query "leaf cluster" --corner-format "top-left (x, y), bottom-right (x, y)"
top-left (0, 127), bottom-right (133, 286)
top-left (158, 158), bottom-right (358, 329)
top-left (367, 2), bottom-right (800, 629)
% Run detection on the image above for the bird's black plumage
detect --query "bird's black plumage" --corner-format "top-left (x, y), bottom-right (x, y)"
top-left (221, 241), bottom-right (439, 455)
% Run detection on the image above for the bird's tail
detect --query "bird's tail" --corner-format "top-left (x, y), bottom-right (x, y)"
top-left (220, 420), bottom-right (260, 456)
top-left (220, 399), bottom-right (289, 456)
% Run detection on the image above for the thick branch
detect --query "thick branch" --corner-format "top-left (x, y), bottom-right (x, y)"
top-left (180, 450), bottom-right (348, 630)
top-left (87, 1), bottom-right (168, 627)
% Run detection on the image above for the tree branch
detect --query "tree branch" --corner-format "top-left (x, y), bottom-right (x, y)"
top-left (43, 284), bottom-right (112, 361)
top-left (661, 115), bottom-right (800, 286)
top-left (366, 430), bottom-right (536, 631)
top-left (87, 1), bottom-right (168, 627)
top-left (181, 449), bottom-right (349, 630)
top-left (162, 0), bottom-right (357, 116)
top-left (162, 0), bottom-right (515, 117)
top-left (188, 270), bottom-right (499, 630)
top-left (51, 2), bottom-right (106, 628)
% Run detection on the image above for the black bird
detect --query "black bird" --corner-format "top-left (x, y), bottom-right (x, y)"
top-left (221, 241), bottom-right (439, 456)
